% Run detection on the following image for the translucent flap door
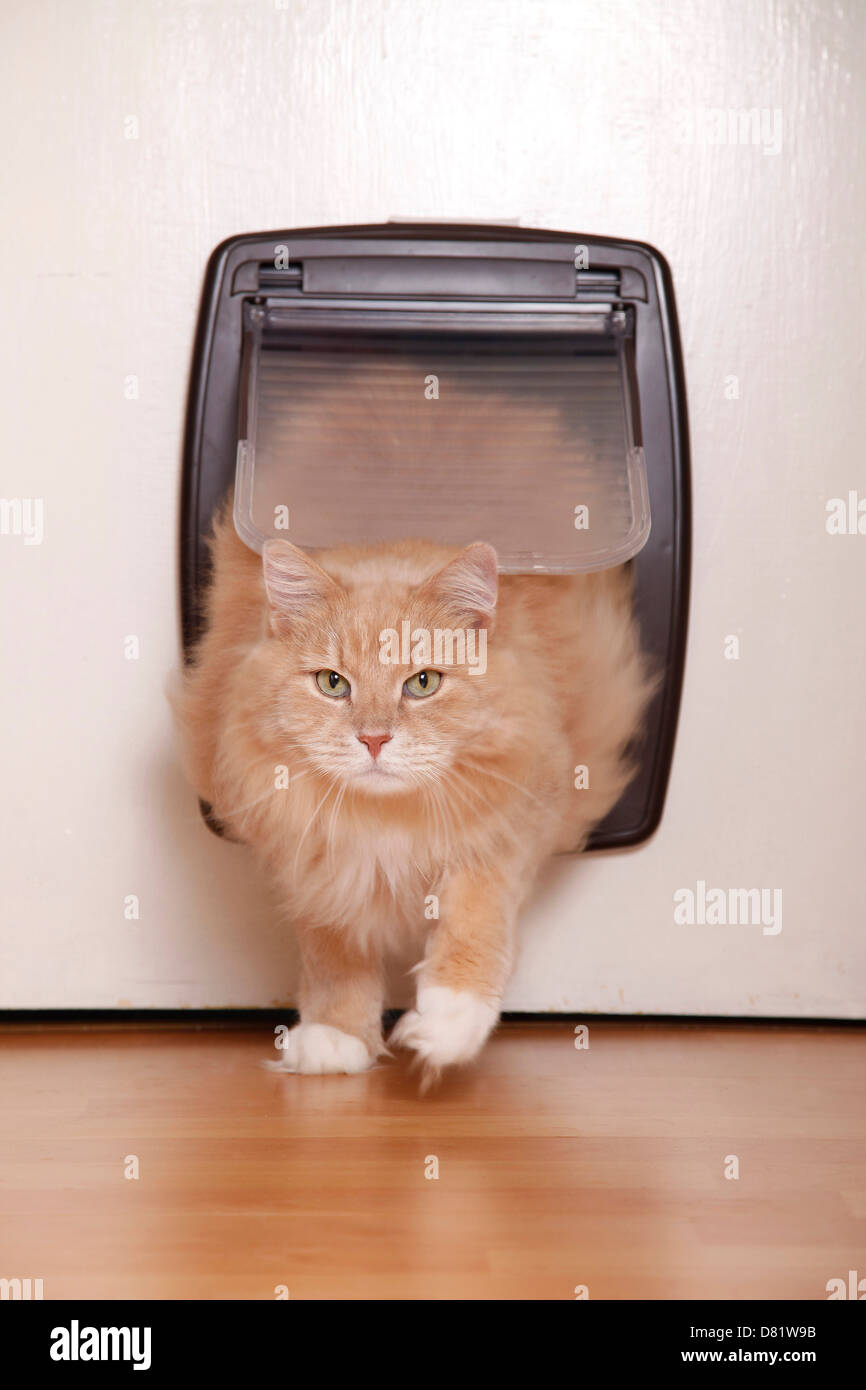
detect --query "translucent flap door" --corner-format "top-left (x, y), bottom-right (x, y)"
top-left (234, 305), bottom-right (650, 573)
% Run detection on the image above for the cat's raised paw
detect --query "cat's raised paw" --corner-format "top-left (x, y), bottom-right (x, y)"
top-left (265, 1022), bottom-right (374, 1075)
top-left (390, 985), bottom-right (499, 1074)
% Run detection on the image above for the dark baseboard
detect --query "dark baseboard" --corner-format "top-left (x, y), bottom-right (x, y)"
top-left (0, 1008), bottom-right (863, 1028)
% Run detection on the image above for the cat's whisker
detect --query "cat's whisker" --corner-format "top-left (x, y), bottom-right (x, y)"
top-left (215, 764), bottom-right (287, 826)
top-left (424, 775), bottom-right (454, 861)
top-left (324, 781), bottom-right (347, 866)
top-left (215, 757), bottom-right (320, 831)
top-left (442, 766), bottom-right (488, 816)
top-left (233, 787), bottom-right (281, 832)
top-left (446, 766), bottom-right (522, 844)
top-left (443, 774), bottom-right (503, 840)
top-left (432, 787), bottom-right (454, 857)
top-left (403, 765), bottom-right (447, 855)
top-left (292, 780), bottom-right (337, 879)
top-left (460, 758), bottom-right (545, 807)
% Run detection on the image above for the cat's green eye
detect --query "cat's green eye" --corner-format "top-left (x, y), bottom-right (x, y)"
top-left (404, 670), bottom-right (442, 699)
top-left (315, 669), bottom-right (351, 698)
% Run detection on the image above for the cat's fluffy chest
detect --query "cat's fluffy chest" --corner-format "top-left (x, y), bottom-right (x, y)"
top-left (279, 799), bottom-right (442, 948)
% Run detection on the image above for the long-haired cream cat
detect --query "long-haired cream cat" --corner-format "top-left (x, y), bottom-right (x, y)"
top-left (174, 505), bottom-right (651, 1084)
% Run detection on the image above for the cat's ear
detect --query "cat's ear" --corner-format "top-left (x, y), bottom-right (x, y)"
top-left (262, 539), bottom-right (341, 633)
top-left (420, 542), bottom-right (499, 630)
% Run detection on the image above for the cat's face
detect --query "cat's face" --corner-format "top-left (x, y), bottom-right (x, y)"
top-left (254, 540), bottom-right (499, 795)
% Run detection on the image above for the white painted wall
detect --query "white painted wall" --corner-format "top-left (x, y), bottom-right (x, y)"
top-left (1, 0), bottom-right (863, 1015)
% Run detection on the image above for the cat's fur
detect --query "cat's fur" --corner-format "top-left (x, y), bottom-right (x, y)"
top-left (173, 504), bottom-right (653, 1084)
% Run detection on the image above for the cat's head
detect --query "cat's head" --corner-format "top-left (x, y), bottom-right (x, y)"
top-left (254, 538), bottom-right (499, 795)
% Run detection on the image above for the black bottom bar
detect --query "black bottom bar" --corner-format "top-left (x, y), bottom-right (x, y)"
top-left (5, 1299), bottom-right (860, 1375)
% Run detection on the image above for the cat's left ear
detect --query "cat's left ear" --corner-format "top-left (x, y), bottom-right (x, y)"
top-left (420, 542), bottom-right (499, 631)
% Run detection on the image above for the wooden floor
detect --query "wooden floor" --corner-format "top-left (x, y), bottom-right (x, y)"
top-left (0, 1020), bottom-right (863, 1300)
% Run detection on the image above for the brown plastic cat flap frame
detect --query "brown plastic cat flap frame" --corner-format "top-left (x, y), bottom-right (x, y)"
top-left (181, 222), bottom-right (690, 848)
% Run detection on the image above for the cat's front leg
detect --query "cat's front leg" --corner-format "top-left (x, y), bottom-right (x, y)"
top-left (391, 865), bottom-right (516, 1082)
top-left (268, 922), bottom-right (384, 1075)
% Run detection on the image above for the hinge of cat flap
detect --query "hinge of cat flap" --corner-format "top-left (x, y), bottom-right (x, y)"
top-left (255, 258), bottom-right (623, 301)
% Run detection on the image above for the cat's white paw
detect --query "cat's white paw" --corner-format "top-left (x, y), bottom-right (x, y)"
top-left (265, 1022), bottom-right (374, 1075)
top-left (391, 985), bottom-right (499, 1072)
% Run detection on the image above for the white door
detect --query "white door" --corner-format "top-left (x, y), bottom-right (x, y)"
top-left (1, 0), bottom-right (863, 1017)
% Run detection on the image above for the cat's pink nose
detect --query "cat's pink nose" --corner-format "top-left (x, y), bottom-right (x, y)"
top-left (358, 733), bottom-right (392, 761)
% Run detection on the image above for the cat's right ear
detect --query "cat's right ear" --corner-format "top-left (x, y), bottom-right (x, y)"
top-left (262, 539), bottom-right (341, 634)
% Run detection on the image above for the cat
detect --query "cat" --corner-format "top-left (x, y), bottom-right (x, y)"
top-left (173, 503), bottom-right (653, 1085)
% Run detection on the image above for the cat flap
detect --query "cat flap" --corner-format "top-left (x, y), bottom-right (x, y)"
top-left (181, 225), bottom-right (690, 848)
top-left (233, 290), bottom-right (649, 573)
